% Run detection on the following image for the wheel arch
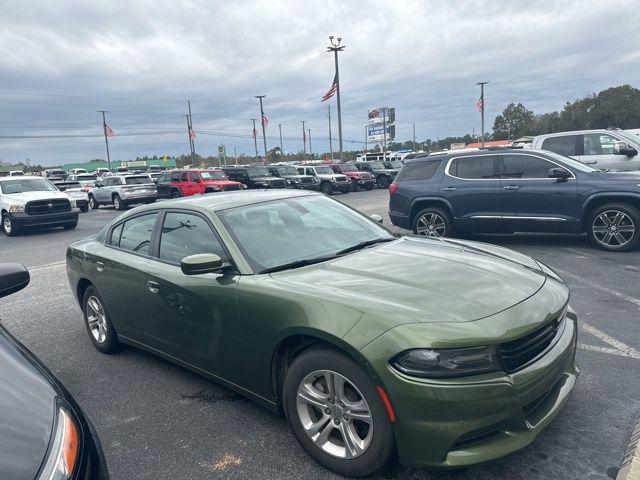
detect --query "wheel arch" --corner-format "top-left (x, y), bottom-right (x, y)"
top-left (409, 197), bottom-right (454, 226)
top-left (580, 193), bottom-right (640, 231)
top-left (76, 278), bottom-right (94, 306)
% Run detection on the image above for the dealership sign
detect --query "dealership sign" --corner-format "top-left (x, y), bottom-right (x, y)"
top-left (367, 107), bottom-right (395, 142)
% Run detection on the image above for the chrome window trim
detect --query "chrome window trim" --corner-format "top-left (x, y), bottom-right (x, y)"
top-left (444, 152), bottom-right (576, 181)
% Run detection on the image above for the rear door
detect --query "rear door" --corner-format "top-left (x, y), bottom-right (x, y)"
top-left (498, 153), bottom-right (579, 232)
top-left (441, 154), bottom-right (502, 232)
top-left (188, 172), bottom-right (201, 195)
top-left (156, 173), bottom-right (171, 198)
top-left (540, 134), bottom-right (579, 159)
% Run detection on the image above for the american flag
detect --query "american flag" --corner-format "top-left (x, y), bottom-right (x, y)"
top-left (262, 113), bottom-right (269, 128)
top-left (476, 96), bottom-right (484, 113)
top-left (321, 73), bottom-right (338, 102)
top-left (189, 127), bottom-right (196, 140)
top-left (104, 124), bottom-right (115, 137)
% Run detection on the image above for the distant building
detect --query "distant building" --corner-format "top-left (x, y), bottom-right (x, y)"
top-left (61, 158), bottom-right (176, 172)
top-left (465, 140), bottom-right (511, 148)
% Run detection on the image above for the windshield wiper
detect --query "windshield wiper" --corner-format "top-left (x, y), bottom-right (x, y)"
top-left (259, 255), bottom-right (337, 274)
top-left (335, 237), bottom-right (395, 256)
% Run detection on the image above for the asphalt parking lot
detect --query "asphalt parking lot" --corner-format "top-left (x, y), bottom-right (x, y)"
top-left (1, 189), bottom-right (639, 480)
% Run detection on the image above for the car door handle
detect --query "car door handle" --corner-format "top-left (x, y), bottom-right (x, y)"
top-left (442, 186), bottom-right (456, 191)
top-left (147, 281), bottom-right (160, 294)
top-left (96, 261), bottom-right (104, 272)
top-left (503, 185), bottom-right (520, 191)
top-left (583, 161), bottom-right (598, 164)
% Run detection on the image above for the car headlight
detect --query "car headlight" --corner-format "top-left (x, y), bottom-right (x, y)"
top-left (69, 199), bottom-right (77, 208)
top-left (9, 204), bottom-right (25, 213)
top-left (37, 406), bottom-right (79, 480)
top-left (390, 346), bottom-right (501, 378)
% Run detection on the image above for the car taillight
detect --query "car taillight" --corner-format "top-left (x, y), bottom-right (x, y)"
top-left (389, 182), bottom-right (398, 194)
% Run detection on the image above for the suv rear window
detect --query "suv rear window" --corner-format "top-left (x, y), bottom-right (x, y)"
top-left (395, 161), bottom-right (440, 181)
top-left (449, 156), bottom-right (498, 179)
top-left (541, 135), bottom-right (576, 156)
top-left (125, 176), bottom-right (151, 185)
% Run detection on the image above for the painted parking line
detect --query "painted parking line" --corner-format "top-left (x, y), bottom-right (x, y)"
top-left (556, 268), bottom-right (640, 308)
top-left (579, 323), bottom-right (640, 360)
top-left (28, 260), bottom-right (66, 272)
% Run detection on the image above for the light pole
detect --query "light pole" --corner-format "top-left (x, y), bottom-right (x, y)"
top-left (301, 120), bottom-right (306, 156)
top-left (255, 95), bottom-right (268, 158)
top-left (477, 81), bottom-right (488, 147)
top-left (97, 110), bottom-right (111, 171)
top-left (327, 36), bottom-right (345, 160)
top-left (251, 119), bottom-right (259, 159)
top-left (308, 129), bottom-right (312, 156)
top-left (278, 123), bottom-right (283, 154)
top-left (328, 105), bottom-right (334, 162)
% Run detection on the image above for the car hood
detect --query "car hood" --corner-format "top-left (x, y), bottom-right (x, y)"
top-left (373, 168), bottom-right (398, 174)
top-left (252, 176), bottom-right (280, 182)
top-left (0, 326), bottom-right (56, 480)
top-left (1, 190), bottom-right (70, 205)
top-left (270, 236), bottom-right (547, 324)
top-left (596, 171), bottom-right (640, 182)
top-left (318, 174), bottom-right (349, 181)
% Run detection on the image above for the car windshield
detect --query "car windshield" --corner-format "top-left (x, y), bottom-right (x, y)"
top-left (247, 166), bottom-right (271, 178)
top-left (0, 178), bottom-right (57, 194)
top-left (368, 162), bottom-right (385, 169)
top-left (54, 182), bottom-right (81, 190)
top-left (388, 161), bottom-right (403, 168)
top-left (337, 163), bottom-right (357, 172)
top-left (314, 166), bottom-right (333, 175)
top-left (201, 171), bottom-right (227, 180)
top-left (217, 195), bottom-right (394, 273)
top-left (616, 131), bottom-right (640, 145)
top-left (125, 176), bottom-right (151, 185)
top-left (77, 175), bottom-right (97, 181)
top-left (277, 166), bottom-right (298, 176)
top-left (542, 151), bottom-right (599, 172)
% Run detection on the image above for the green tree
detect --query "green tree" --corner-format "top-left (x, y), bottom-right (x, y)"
top-left (493, 103), bottom-right (535, 140)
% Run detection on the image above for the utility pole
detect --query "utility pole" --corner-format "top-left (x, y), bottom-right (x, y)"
top-left (308, 129), bottom-right (312, 156)
top-left (255, 95), bottom-right (268, 159)
top-left (327, 36), bottom-right (345, 160)
top-left (382, 107), bottom-right (388, 164)
top-left (97, 110), bottom-right (112, 171)
top-left (301, 120), bottom-right (306, 156)
top-left (182, 113), bottom-right (195, 166)
top-left (328, 105), bottom-right (334, 162)
top-left (251, 119), bottom-right (259, 159)
top-left (278, 124), bottom-right (283, 154)
top-left (188, 100), bottom-right (197, 164)
top-left (477, 81), bottom-right (488, 147)
top-left (412, 123), bottom-right (416, 152)
top-left (364, 125), bottom-right (368, 158)
top-left (233, 146), bottom-right (237, 164)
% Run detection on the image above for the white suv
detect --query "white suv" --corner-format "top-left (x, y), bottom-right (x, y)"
top-left (0, 176), bottom-right (79, 236)
top-left (296, 165), bottom-right (351, 195)
top-left (88, 174), bottom-right (157, 210)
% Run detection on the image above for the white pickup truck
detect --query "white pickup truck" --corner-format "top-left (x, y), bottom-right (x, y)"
top-left (0, 176), bottom-right (80, 236)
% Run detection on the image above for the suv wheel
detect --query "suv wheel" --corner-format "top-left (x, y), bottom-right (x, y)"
top-left (113, 194), bottom-right (125, 210)
top-left (88, 195), bottom-right (99, 210)
top-left (412, 207), bottom-right (453, 237)
top-left (377, 175), bottom-right (390, 189)
top-left (170, 189), bottom-right (182, 199)
top-left (588, 203), bottom-right (640, 251)
top-left (321, 182), bottom-right (334, 195)
top-left (283, 348), bottom-right (394, 477)
top-left (2, 213), bottom-right (19, 236)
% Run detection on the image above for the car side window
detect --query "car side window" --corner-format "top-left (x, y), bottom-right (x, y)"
top-left (500, 154), bottom-right (563, 179)
top-left (171, 172), bottom-right (180, 181)
top-left (449, 156), bottom-right (498, 179)
top-left (180, 172), bottom-right (188, 182)
top-left (109, 223), bottom-right (124, 246)
top-left (395, 161), bottom-right (440, 181)
top-left (541, 135), bottom-right (576, 156)
top-left (159, 212), bottom-right (225, 264)
top-left (583, 133), bottom-right (618, 155)
top-left (190, 172), bottom-right (200, 182)
top-left (116, 213), bottom-right (159, 255)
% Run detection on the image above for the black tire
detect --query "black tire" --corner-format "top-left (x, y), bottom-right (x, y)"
top-left (145, 199), bottom-right (157, 204)
top-left (377, 175), bottom-right (390, 189)
top-left (364, 184), bottom-right (374, 191)
top-left (170, 189), bottom-right (182, 199)
top-left (2, 213), bottom-right (19, 236)
top-left (320, 182), bottom-right (334, 195)
top-left (82, 285), bottom-right (120, 354)
top-left (88, 195), bottom-right (99, 210)
top-left (63, 221), bottom-right (78, 230)
top-left (412, 207), bottom-right (454, 237)
top-left (350, 179), bottom-right (359, 192)
top-left (113, 194), bottom-right (125, 210)
top-left (587, 203), bottom-right (640, 252)
top-left (79, 204), bottom-right (89, 213)
top-left (283, 348), bottom-right (395, 477)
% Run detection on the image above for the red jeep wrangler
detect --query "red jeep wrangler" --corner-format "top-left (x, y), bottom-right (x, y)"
top-left (165, 169), bottom-right (245, 198)
top-left (328, 163), bottom-right (375, 191)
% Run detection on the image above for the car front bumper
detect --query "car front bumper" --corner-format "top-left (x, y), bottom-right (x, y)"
top-left (361, 305), bottom-right (579, 469)
top-left (10, 209), bottom-right (79, 228)
top-left (351, 178), bottom-right (375, 188)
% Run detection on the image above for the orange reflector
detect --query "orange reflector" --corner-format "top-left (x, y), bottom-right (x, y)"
top-left (61, 409), bottom-right (79, 474)
top-left (376, 386), bottom-right (396, 423)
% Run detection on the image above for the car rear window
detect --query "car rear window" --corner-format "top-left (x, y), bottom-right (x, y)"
top-left (541, 135), bottom-right (576, 156)
top-left (125, 176), bottom-right (151, 185)
top-left (395, 161), bottom-right (441, 181)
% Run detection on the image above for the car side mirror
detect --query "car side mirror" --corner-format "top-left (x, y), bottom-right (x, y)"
top-left (0, 263), bottom-right (30, 299)
top-left (180, 253), bottom-right (224, 275)
top-left (613, 141), bottom-right (638, 157)
top-left (370, 214), bottom-right (384, 224)
top-left (95, 182), bottom-right (103, 188)
top-left (548, 167), bottom-right (571, 181)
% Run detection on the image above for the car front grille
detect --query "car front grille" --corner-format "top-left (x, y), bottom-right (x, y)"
top-left (223, 184), bottom-right (241, 191)
top-left (498, 311), bottom-right (566, 373)
top-left (300, 177), bottom-right (313, 184)
top-left (25, 199), bottom-right (71, 215)
top-left (270, 180), bottom-right (287, 188)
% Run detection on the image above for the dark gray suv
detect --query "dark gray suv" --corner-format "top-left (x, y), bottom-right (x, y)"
top-left (389, 148), bottom-right (640, 251)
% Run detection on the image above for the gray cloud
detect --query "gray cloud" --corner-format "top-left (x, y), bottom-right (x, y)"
top-left (1, 0), bottom-right (639, 165)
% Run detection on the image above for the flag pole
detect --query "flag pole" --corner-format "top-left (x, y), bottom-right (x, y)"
top-left (255, 95), bottom-right (268, 159)
top-left (327, 36), bottom-right (345, 161)
top-left (477, 81), bottom-right (488, 147)
top-left (98, 110), bottom-right (111, 171)
top-left (328, 105), bottom-right (334, 162)
top-left (251, 119), bottom-right (259, 159)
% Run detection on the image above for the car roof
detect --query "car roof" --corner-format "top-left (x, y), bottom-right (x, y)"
top-left (0, 175), bottom-right (45, 182)
top-left (403, 148), bottom-right (555, 163)
top-left (533, 129), bottom-right (621, 139)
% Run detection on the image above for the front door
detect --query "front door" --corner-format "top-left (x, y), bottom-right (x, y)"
top-left (498, 153), bottom-right (579, 232)
top-left (143, 210), bottom-right (238, 372)
top-left (441, 154), bottom-right (503, 232)
top-left (579, 132), bottom-right (640, 170)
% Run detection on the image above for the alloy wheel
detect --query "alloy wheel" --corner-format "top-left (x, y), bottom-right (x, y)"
top-left (416, 212), bottom-right (446, 237)
top-left (86, 295), bottom-right (108, 343)
top-left (591, 210), bottom-right (635, 248)
top-left (3, 215), bottom-right (12, 234)
top-left (296, 369), bottom-right (373, 459)
top-left (113, 196), bottom-right (120, 209)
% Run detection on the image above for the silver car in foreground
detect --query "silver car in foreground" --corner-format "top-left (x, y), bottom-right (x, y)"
top-left (88, 174), bottom-right (157, 210)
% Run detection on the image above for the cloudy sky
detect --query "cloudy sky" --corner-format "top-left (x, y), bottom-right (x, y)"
top-left (1, 0), bottom-right (639, 166)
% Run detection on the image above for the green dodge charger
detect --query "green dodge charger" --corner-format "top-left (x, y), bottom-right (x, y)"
top-left (66, 189), bottom-right (579, 477)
